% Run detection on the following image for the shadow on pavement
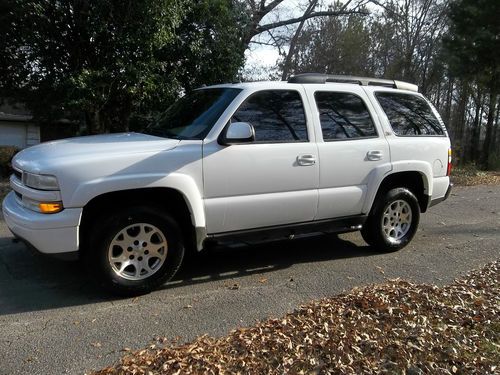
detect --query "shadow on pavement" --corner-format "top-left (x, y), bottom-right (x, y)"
top-left (171, 234), bottom-right (373, 288)
top-left (0, 232), bottom-right (373, 316)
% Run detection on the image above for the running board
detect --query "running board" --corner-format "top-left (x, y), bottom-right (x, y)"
top-left (206, 215), bottom-right (366, 244)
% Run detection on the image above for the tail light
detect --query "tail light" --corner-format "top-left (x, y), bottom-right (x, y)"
top-left (446, 148), bottom-right (452, 176)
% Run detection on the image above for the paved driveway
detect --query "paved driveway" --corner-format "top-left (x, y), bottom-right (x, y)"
top-left (0, 185), bottom-right (499, 374)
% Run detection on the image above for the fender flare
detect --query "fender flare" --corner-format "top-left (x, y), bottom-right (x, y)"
top-left (71, 172), bottom-right (206, 230)
top-left (363, 161), bottom-right (432, 214)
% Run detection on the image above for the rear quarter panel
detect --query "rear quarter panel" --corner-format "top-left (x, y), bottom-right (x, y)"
top-left (364, 87), bottom-right (451, 199)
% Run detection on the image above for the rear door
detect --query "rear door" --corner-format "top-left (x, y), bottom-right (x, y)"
top-left (305, 85), bottom-right (391, 219)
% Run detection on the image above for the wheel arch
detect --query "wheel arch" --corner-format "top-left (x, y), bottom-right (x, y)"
top-left (79, 187), bottom-right (200, 254)
top-left (366, 170), bottom-right (430, 214)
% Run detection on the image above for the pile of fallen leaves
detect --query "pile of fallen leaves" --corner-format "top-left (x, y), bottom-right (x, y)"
top-left (94, 262), bottom-right (499, 375)
top-left (452, 166), bottom-right (500, 186)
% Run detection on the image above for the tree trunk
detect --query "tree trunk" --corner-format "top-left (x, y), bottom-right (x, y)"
top-left (470, 92), bottom-right (483, 163)
top-left (443, 79), bottom-right (454, 138)
top-left (85, 109), bottom-right (107, 135)
top-left (492, 97), bottom-right (500, 166)
top-left (435, 81), bottom-right (442, 109)
top-left (281, 1), bottom-right (317, 80)
top-left (453, 81), bottom-right (469, 165)
top-left (119, 101), bottom-right (132, 133)
top-left (481, 91), bottom-right (498, 169)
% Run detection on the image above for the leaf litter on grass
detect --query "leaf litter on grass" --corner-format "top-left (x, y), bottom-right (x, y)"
top-left (452, 167), bottom-right (500, 186)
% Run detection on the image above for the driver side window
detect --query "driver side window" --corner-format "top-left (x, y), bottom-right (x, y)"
top-left (231, 90), bottom-right (308, 142)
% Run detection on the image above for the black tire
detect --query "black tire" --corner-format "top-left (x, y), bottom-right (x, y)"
top-left (361, 187), bottom-right (420, 252)
top-left (83, 206), bottom-right (185, 296)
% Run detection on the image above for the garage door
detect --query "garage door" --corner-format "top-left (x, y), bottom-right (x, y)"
top-left (0, 123), bottom-right (27, 148)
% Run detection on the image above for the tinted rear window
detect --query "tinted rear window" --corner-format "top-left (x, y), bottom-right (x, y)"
top-left (315, 92), bottom-right (377, 140)
top-left (376, 92), bottom-right (444, 136)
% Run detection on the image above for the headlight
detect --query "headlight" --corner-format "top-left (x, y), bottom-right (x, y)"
top-left (23, 172), bottom-right (59, 191)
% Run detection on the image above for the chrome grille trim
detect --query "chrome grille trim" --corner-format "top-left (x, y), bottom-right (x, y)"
top-left (13, 169), bottom-right (22, 181)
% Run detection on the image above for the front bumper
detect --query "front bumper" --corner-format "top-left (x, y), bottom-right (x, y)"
top-left (2, 191), bottom-right (82, 254)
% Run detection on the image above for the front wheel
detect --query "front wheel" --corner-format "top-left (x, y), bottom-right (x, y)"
top-left (84, 206), bottom-right (185, 296)
top-left (361, 187), bottom-right (420, 252)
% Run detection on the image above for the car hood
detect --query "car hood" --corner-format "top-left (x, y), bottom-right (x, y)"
top-left (13, 133), bottom-right (180, 174)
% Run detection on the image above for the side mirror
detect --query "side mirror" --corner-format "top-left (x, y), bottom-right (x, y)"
top-left (219, 122), bottom-right (255, 145)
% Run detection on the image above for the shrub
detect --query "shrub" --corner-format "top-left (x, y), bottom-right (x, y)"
top-left (0, 146), bottom-right (19, 178)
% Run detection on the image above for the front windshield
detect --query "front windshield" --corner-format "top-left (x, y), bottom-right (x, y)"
top-left (143, 88), bottom-right (242, 140)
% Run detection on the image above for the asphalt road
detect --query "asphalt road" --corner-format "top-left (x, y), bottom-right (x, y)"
top-left (0, 185), bottom-right (499, 375)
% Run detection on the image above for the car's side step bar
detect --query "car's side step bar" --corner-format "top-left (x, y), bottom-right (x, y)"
top-left (206, 215), bottom-right (367, 244)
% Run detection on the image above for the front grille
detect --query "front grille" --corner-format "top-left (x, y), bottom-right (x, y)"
top-left (14, 191), bottom-right (23, 207)
top-left (13, 169), bottom-right (22, 181)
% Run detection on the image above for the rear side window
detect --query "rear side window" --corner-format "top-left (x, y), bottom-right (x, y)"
top-left (376, 92), bottom-right (444, 136)
top-left (231, 90), bottom-right (307, 142)
top-left (314, 92), bottom-right (377, 140)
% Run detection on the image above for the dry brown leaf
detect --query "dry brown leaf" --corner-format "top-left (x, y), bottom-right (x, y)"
top-left (91, 261), bottom-right (500, 375)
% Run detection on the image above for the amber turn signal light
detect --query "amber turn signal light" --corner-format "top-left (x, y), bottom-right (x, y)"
top-left (39, 202), bottom-right (63, 214)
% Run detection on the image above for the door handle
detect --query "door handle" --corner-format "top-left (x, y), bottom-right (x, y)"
top-left (297, 154), bottom-right (316, 166)
top-left (366, 150), bottom-right (383, 161)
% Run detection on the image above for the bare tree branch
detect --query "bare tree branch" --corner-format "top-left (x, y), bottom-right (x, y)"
top-left (254, 10), bottom-right (369, 36)
top-left (262, 0), bottom-right (285, 14)
top-left (281, 0), bottom-right (318, 80)
top-left (280, 0), bottom-right (358, 79)
top-left (241, 0), bottom-right (369, 51)
top-left (267, 30), bottom-right (287, 57)
top-left (249, 40), bottom-right (281, 47)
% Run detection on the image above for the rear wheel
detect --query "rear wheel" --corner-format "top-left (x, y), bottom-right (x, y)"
top-left (84, 206), bottom-right (184, 296)
top-left (361, 187), bottom-right (420, 252)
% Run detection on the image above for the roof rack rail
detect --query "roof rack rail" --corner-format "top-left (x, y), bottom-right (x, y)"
top-left (287, 73), bottom-right (418, 92)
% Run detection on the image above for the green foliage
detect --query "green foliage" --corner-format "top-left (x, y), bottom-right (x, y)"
top-left (0, 146), bottom-right (19, 178)
top-left (444, 0), bottom-right (500, 92)
top-left (161, 0), bottom-right (245, 92)
top-left (0, 0), bottom-right (244, 133)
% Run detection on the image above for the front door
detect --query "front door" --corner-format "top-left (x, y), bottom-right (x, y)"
top-left (203, 89), bottom-right (319, 234)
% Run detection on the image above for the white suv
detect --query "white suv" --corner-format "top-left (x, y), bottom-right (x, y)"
top-left (2, 74), bottom-right (452, 295)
